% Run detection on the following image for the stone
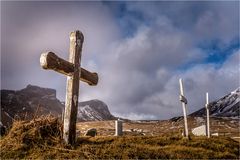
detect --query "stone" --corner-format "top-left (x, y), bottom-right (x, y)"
top-left (192, 125), bottom-right (206, 136)
top-left (0, 122), bottom-right (6, 136)
top-left (212, 133), bottom-right (219, 136)
top-left (141, 133), bottom-right (146, 136)
top-left (84, 128), bottom-right (97, 137)
top-left (115, 120), bottom-right (123, 136)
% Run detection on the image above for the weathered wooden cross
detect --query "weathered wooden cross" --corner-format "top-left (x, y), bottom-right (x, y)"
top-left (40, 30), bottom-right (98, 145)
top-left (205, 92), bottom-right (210, 138)
top-left (179, 78), bottom-right (189, 139)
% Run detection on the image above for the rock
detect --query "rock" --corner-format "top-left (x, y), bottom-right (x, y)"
top-left (212, 133), bottom-right (219, 136)
top-left (192, 125), bottom-right (206, 136)
top-left (141, 133), bottom-right (146, 136)
top-left (124, 129), bottom-right (132, 132)
top-left (136, 129), bottom-right (143, 133)
top-left (84, 128), bottom-right (97, 137)
top-left (1, 85), bottom-right (64, 127)
top-left (132, 129), bottom-right (139, 132)
top-left (0, 122), bottom-right (6, 136)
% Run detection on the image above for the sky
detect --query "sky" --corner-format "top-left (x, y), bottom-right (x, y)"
top-left (1, 1), bottom-right (239, 120)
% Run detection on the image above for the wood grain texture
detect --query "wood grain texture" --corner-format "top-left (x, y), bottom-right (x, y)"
top-left (40, 30), bottom-right (99, 145)
top-left (63, 30), bottom-right (83, 145)
top-left (205, 92), bottom-right (210, 138)
top-left (40, 52), bottom-right (98, 86)
top-left (179, 78), bottom-right (189, 139)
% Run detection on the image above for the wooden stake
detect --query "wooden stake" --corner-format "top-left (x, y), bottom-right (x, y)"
top-left (63, 31), bottom-right (83, 145)
top-left (179, 78), bottom-right (189, 139)
top-left (205, 92), bottom-right (210, 138)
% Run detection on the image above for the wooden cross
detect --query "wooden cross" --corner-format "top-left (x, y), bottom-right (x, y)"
top-left (205, 92), bottom-right (210, 138)
top-left (40, 30), bottom-right (98, 145)
top-left (179, 78), bottom-right (189, 139)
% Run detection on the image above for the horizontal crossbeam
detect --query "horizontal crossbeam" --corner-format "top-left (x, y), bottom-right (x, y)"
top-left (179, 95), bottom-right (188, 104)
top-left (205, 103), bottom-right (210, 109)
top-left (40, 52), bottom-right (98, 86)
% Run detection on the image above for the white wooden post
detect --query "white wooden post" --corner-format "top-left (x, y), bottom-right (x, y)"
top-left (115, 119), bottom-right (123, 136)
top-left (205, 92), bottom-right (210, 138)
top-left (179, 78), bottom-right (189, 139)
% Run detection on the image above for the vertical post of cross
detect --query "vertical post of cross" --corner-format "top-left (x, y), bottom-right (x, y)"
top-left (205, 92), bottom-right (210, 138)
top-left (63, 31), bottom-right (84, 145)
top-left (179, 78), bottom-right (189, 139)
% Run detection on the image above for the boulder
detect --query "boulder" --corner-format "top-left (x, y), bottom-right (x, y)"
top-left (84, 128), bottom-right (97, 137)
top-left (0, 122), bottom-right (6, 136)
top-left (192, 125), bottom-right (206, 136)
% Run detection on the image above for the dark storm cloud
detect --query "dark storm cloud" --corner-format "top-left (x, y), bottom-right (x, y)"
top-left (1, 1), bottom-right (120, 93)
top-left (94, 1), bottom-right (239, 119)
top-left (1, 1), bottom-right (239, 120)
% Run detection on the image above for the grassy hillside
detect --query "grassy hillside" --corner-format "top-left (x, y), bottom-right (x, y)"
top-left (76, 117), bottom-right (239, 137)
top-left (0, 116), bottom-right (239, 159)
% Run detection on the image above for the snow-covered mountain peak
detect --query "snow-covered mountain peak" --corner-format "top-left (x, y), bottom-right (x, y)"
top-left (77, 99), bottom-right (115, 121)
top-left (1, 85), bottom-right (116, 127)
top-left (190, 87), bottom-right (240, 118)
top-left (231, 87), bottom-right (240, 95)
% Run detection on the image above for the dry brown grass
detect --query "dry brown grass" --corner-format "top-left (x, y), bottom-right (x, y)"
top-left (0, 116), bottom-right (239, 159)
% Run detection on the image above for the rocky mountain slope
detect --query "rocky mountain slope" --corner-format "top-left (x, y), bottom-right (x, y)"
top-left (1, 85), bottom-right (63, 126)
top-left (1, 85), bottom-right (115, 127)
top-left (78, 99), bottom-right (115, 121)
top-left (190, 87), bottom-right (240, 118)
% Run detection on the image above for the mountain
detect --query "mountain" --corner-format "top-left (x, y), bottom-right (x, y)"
top-left (78, 99), bottom-right (116, 121)
top-left (1, 85), bottom-right (63, 127)
top-left (1, 85), bottom-right (115, 127)
top-left (190, 87), bottom-right (240, 118)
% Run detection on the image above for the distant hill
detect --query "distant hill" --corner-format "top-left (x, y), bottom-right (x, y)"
top-left (190, 87), bottom-right (240, 118)
top-left (78, 99), bottom-right (116, 121)
top-left (1, 85), bottom-right (63, 127)
top-left (1, 85), bottom-right (115, 127)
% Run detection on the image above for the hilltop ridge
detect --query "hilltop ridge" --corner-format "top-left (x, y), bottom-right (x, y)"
top-left (1, 85), bottom-right (115, 127)
top-left (190, 87), bottom-right (240, 118)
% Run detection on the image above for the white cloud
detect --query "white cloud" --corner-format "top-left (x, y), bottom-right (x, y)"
top-left (1, 2), bottom-right (120, 92)
top-left (1, 2), bottom-right (239, 120)
top-left (157, 49), bottom-right (240, 117)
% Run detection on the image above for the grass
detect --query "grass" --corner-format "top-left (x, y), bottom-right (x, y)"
top-left (0, 116), bottom-right (239, 159)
